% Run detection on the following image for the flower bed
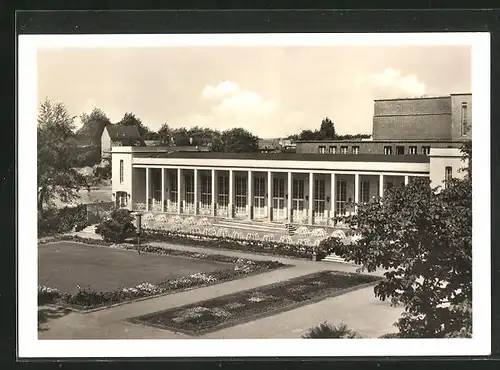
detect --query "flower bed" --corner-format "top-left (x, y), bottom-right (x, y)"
top-left (38, 236), bottom-right (287, 311)
top-left (141, 228), bottom-right (329, 260)
top-left (129, 270), bottom-right (380, 336)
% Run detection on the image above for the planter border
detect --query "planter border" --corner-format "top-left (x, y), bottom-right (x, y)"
top-left (39, 238), bottom-right (291, 312)
top-left (128, 271), bottom-right (381, 336)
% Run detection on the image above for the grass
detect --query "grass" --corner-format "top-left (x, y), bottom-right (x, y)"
top-left (129, 270), bottom-right (380, 336)
top-left (38, 241), bottom-right (232, 293)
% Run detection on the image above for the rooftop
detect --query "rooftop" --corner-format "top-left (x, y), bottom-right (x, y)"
top-left (132, 151), bottom-right (430, 163)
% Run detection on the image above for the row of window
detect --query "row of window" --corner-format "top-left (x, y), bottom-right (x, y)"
top-left (317, 145), bottom-right (431, 155)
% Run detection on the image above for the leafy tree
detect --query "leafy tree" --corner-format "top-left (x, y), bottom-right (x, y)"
top-left (95, 208), bottom-right (136, 243)
top-left (318, 117), bottom-right (336, 139)
top-left (214, 127), bottom-right (259, 153)
top-left (37, 98), bottom-right (87, 216)
top-left (302, 322), bottom-right (361, 339)
top-left (118, 112), bottom-right (150, 138)
top-left (77, 108), bottom-right (111, 142)
top-left (298, 129), bottom-right (317, 141)
top-left (321, 175), bottom-right (472, 338)
top-left (157, 123), bottom-right (174, 145)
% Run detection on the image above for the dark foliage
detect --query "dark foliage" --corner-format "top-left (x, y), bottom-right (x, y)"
top-left (95, 208), bottom-right (136, 243)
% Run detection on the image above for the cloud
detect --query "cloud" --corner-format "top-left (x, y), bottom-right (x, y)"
top-left (201, 80), bottom-right (240, 100)
top-left (172, 80), bottom-right (284, 137)
top-left (358, 68), bottom-right (426, 98)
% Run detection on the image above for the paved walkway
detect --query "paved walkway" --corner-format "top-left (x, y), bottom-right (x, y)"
top-left (38, 240), bottom-right (401, 339)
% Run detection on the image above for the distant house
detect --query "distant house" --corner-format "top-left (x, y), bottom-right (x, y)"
top-left (101, 124), bottom-right (143, 159)
top-left (144, 140), bottom-right (162, 147)
top-left (259, 138), bottom-right (296, 153)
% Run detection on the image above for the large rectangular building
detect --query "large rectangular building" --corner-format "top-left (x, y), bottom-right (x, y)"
top-left (111, 94), bottom-right (470, 227)
top-left (296, 93), bottom-right (472, 156)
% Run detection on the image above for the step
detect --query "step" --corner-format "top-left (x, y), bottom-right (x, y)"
top-left (322, 254), bottom-right (349, 263)
top-left (214, 222), bottom-right (288, 234)
top-left (215, 220), bottom-right (287, 230)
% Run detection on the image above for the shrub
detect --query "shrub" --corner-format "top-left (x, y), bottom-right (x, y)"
top-left (38, 286), bottom-right (62, 305)
top-left (302, 322), bottom-right (361, 339)
top-left (95, 208), bottom-right (136, 243)
top-left (38, 204), bottom-right (88, 236)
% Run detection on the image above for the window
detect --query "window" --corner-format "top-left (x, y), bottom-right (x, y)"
top-left (409, 146), bottom-right (417, 155)
top-left (396, 146), bottom-right (405, 155)
top-left (272, 177), bottom-right (285, 209)
top-left (384, 146), bottom-right (393, 155)
top-left (169, 171), bottom-right (178, 202)
top-left (184, 173), bottom-right (195, 205)
top-left (235, 175), bottom-right (248, 208)
top-left (461, 102), bottom-right (469, 136)
top-left (329, 146), bottom-right (337, 154)
top-left (292, 178), bottom-right (305, 211)
top-left (200, 174), bottom-right (212, 205)
top-left (218, 175), bottom-right (229, 206)
top-left (336, 180), bottom-right (347, 216)
top-left (340, 146), bottom-right (348, 154)
top-left (422, 146), bottom-right (430, 155)
top-left (352, 146), bottom-right (360, 154)
top-left (253, 177), bottom-right (266, 209)
top-left (445, 166), bottom-right (453, 187)
top-left (385, 182), bottom-right (394, 192)
top-left (360, 180), bottom-right (370, 203)
top-left (314, 179), bottom-right (326, 213)
top-left (318, 145), bottom-right (326, 154)
top-left (119, 160), bottom-right (124, 183)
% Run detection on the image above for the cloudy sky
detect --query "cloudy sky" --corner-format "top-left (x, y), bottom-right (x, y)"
top-left (37, 45), bottom-right (471, 138)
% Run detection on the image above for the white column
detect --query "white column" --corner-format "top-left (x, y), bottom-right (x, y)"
top-left (161, 168), bottom-right (165, 212)
top-left (354, 173), bottom-right (360, 213)
top-left (193, 168), bottom-right (198, 215)
top-left (267, 171), bottom-right (273, 221)
top-left (247, 170), bottom-right (253, 220)
top-left (211, 169), bottom-right (216, 217)
top-left (287, 172), bottom-right (292, 222)
top-left (330, 173), bottom-right (336, 225)
top-left (404, 175), bottom-right (409, 186)
top-left (379, 173), bottom-right (384, 198)
top-left (229, 170), bottom-right (234, 219)
top-left (308, 172), bottom-right (314, 224)
top-left (145, 167), bottom-right (150, 211)
top-left (177, 168), bottom-right (182, 214)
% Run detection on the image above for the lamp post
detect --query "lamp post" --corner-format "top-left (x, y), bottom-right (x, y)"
top-left (133, 212), bottom-right (143, 255)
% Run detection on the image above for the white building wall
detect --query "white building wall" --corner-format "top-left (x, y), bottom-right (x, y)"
top-left (429, 148), bottom-right (467, 189)
top-left (101, 128), bottom-right (111, 159)
top-left (111, 151), bottom-right (133, 208)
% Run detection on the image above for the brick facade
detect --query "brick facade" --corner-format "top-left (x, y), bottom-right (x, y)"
top-left (295, 140), bottom-right (462, 155)
top-left (296, 94), bottom-right (471, 155)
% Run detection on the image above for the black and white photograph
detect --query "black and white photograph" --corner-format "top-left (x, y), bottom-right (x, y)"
top-left (17, 31), bottom-right (490, 358)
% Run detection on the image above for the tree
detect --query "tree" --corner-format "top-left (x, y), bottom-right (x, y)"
top-left (215, 127), bottom-right (259, 153)
top-left (37, 99), bottom-right (87, 216)
top-left (321, 175), bottom-right (472, 338)
top-left (318, 117), bottom-right (336, 139)
top-left (95, 208), bottom-right (136, 243)
top-left (157, 123), bottom-right (174, 145)
top-left (302, 322), bottom-right (361, 339)
top-left (75, 108), bottom-right (111, 166)
top-left (77, 108), bottom-right (111, 141)
top-left (118, 112), bottom-right (150, 138)
top-left (297, 129), bottom-right (317, 141)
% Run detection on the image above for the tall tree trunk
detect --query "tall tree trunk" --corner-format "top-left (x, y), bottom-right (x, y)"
top-left (38, 189), bottom-right (44, 218)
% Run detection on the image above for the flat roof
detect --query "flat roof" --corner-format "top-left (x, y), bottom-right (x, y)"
top-left (133, 151), bottom-right (430, 163)
top-left (295, 139), bottom-right (464, 144)
top-left (373, 95), bottom-right (450, 102)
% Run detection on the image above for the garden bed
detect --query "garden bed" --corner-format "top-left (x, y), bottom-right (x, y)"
top-left (128, 270), bottom-right (380, 336)
top-left (38, 237), bottom-right (289, 312)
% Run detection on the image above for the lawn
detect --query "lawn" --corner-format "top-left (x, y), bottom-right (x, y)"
top-left (129, 270), bottom-right (380, 336)
top-left (38, 241), bottom-right (232, 293)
